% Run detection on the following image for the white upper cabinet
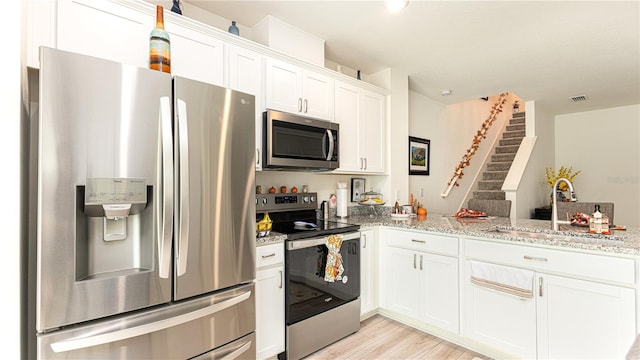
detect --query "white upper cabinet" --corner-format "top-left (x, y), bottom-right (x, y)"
top-left (334, 81), bottom-right (386, 174)
top-left (165, 20), bottom-right (224, 86)
top-left (265, 57), bottom-right (334, 121)
top-left (56, 0), bottom-right (150, 68)
top-left (227, 45), bottom-right (264, 170)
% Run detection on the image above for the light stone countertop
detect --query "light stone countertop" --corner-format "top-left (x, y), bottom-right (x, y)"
top-left (256, 214), bottom-right (640, 257)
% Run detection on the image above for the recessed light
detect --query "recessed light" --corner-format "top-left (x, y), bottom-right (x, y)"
top-left (441, 90), bottom-right (452, 96)
top-left (385, 0), bottom-right (409, 12)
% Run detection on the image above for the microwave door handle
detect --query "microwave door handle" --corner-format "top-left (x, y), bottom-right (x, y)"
top-left (177, 99), bottom-right (190, 277)
top-left (325, 129), bottom-right (334, 161)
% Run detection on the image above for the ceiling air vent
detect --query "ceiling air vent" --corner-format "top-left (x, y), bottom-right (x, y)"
top-left (570, 94), bottom-right (589, 102)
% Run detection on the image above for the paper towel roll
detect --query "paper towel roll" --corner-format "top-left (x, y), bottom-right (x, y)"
top-left (336, 188), bottom-right (348, 218)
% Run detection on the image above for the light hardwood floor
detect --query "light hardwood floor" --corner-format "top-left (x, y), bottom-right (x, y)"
top-left (304, 315), bottom-right (492, 360)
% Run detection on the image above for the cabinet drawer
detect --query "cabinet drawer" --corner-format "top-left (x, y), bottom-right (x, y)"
top-left (256, 242), bottom-right (284, 268)
top-left (386, 229), bottom-right (458, 256)
top-left (465, 239), bottom-right (635, 285)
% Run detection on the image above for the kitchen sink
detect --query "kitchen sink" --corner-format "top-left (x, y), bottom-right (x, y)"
top-left (485, 226), bottom-right (624, 243)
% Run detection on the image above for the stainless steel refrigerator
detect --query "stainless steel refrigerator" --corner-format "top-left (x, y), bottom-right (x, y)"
top-left (26, 47), bottom-right (256, 359)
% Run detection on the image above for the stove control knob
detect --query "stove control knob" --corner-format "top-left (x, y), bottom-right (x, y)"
top-left (310, 196), bottom-right (315, 203)
top-left (303, 196), bottom-right (309, 203)
top-left (262, 198), bottom-right (268, 205)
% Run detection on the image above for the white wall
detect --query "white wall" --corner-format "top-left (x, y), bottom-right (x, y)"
top-left (408, 92), bottom-right (514, 215)
top-left (555, 104), bottom-right (640, 227)
top-left (510, 100), bottom-right (556, 219)
top-left (4, 0), bottom-right (23, 357)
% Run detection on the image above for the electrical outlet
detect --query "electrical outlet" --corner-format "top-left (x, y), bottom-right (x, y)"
top-left (420, 188), bottom-right (424, 197)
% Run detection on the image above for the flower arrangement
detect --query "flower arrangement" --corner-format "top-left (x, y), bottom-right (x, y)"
top-left (545, 166), bottom-right (580, 191)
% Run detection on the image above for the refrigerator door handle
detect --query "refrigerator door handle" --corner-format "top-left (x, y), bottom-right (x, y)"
top-left (49, 290), bottom-right (252, 353)
top-left (212, 341), bottom-right (251, 360)
top-left (177, 99), bottom-right (190, 276)
top-left (158, 96), bottom-right (173, 279)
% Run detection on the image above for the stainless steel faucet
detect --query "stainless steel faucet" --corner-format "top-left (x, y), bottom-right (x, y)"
top-left (551, 177), bottom-right (577, 230)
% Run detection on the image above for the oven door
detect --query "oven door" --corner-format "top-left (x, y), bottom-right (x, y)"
top-left (285, 232), bottom-right (360, 325)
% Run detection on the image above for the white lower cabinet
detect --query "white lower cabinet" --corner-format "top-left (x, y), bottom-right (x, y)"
top-left (255, 243), bottom-right (285, 360)
top-left (463, 238), bottom-right (637, 359)
top-left (382, 230), bottom-right (459, 334)
top-left (537, 273), bottom-right (636, 359)
top-left (463, 261), bottom-right (537, 358)
top-left (360, 229), bottom-right (378, 316)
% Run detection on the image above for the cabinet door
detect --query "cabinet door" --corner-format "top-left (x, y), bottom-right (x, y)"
top-left (228, 45), bottom-right (264, 170)
top-left (463, 261), bottom-right (537, 359)
top-left (334, 81), bottom-right (362, 172)
top-left (419, 252), bottom-right (459, 333)
top-left (265, 58), bottom-right (302, 114)
top-left (537, 273), bottom-right (636, 359)
top-left (166, 22), bottom-right (224, 86)
top-left (57, 0), bottom-right (149, 68)
top-left (384, 246), bottom-right (421, 317)
top-left (302, 70), bottom-right (334, 121)
top-left (256, 265), bottom-right (285, 360)
top-left (360, 230), bottom-right (377, 316)
top-left (360, 91), bottom-right (385, 173)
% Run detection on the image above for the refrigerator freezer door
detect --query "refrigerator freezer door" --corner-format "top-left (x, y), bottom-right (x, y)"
top-left (34, 48), bottom-right (173, 332)
top-left (37, 284), bottom-right (255, 359)
top-left (173, 77), bottom-right (256, 300)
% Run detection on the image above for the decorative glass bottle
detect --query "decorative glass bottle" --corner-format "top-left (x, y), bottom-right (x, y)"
top-left (589, 204), bottom-right (602, 234)
top-left (149, 5), bottom-right (171, 73)
top-left (228, 21), bottom-right (239, 36)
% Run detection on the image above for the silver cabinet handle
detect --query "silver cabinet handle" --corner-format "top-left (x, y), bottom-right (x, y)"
top-left (304, 99), bottom-right (308, 113)
top-left (420, 254), bottom-right (423, 270)
top-left (363, 234), bottom-right (367, 248)
top-left (524, 255), bottom-right (548, 262)
top-left (261, 253), bottom-right (276, 259)
top-left (256, 148), bottom-right (260, 166)
top-left (279, 270), bottom-right (283, 289)
top-left (539, 277), bottom-right (543, 297)
top-left (360, 158), bottom-right (364, 170)
top-left (364, 157), bottom-right (367, 170)
top-left (50, 290), bottom-right (252, 353)
top-left (411, 239), bottom-right (426, 244)
top-left (298, 98), bottom-right (302, 112)
top-left (413, 253), bottom-right (417, 269)
top-left (158, 97), bottom-right (174, 279)
top-left (176, 99), bottom-right (190, 276)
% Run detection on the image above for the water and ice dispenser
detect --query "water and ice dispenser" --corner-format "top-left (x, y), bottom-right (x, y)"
top-left (77, 178), bottom-right (153, 280)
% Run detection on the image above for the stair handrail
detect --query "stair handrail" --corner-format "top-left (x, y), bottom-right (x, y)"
top-left (441, 93), bottom-right (508, 198)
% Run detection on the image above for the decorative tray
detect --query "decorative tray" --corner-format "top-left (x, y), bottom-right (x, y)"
top-left (359, 199), bottom-right (386, 206)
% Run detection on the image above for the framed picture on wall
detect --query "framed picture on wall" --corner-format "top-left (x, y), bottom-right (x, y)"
top-left (409, 136), bottom-right (430, 175)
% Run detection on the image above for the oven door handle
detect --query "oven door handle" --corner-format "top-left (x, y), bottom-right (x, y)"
top-left (287, 232), bottom-right (360, 250)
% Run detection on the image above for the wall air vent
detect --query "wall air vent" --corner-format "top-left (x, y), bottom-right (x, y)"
top-left (570, 94), bottom-right (589, 102)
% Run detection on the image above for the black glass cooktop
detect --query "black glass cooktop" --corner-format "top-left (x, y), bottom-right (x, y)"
top-left (265, 210), bottom-right (359, 240)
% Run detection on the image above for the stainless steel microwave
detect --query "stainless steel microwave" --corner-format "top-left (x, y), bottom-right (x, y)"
top-left (263, 109), bottom-right (339, 171)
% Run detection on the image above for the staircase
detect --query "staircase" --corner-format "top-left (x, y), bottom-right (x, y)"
top-left (468, 112), bottom-right (525, 217)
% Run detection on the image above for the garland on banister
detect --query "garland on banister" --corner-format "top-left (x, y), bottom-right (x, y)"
top-left (446, 93), bottom-right (509, 188)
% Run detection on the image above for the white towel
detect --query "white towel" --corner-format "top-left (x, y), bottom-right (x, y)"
top-left (470, 260), bottom-right (534, 299)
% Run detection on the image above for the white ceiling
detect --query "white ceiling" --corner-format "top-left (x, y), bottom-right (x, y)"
top-left (188, 1), bottom-right (640, 115)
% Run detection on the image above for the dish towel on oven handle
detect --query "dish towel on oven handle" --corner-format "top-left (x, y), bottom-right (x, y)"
top-left (470, 260), bottom-right (534, 299)
top-left (324, 234), bottom-right (344, 282)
